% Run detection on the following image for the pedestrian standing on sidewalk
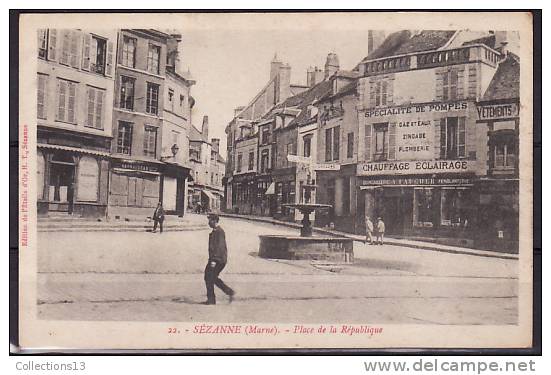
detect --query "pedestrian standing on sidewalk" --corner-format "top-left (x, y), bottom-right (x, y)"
top-left (365, 216), bottom-right (374, 245)
top-left (203, 213), bottom-right (235, 305)
top-left (152, 202), bottom-right (165, 233)
top-left (376, 217), bottom-right (385, 245)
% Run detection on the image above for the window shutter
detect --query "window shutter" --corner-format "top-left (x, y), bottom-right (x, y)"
top-left (333, 126), bottom-right (340, 160)
top-left (440, 118), bottom-right (447, 159)
top-left (56, 80), bottom-right (66, 122)
top-left (95, 90), bottom-right (104, 129)
top-left (37, 75), bottom-right (47, 119)
top-left (70, 31), bottom-right (80, 68)
top-left (47, 29), bottom-right (57, 61)
top-left (81, 33), bottom-right (91, 71)
top-left (381, 81), bottom-right (388, 106)
top-left (60, 30), bottom-right (70, 65)
top-left (87, 87), bottom-right (95, 127)
top-left (369, 80), bottom-right (375, 108)
top-left (67, 82), bottom-right (77, 123)
top-left (364, 123), bottom-right (372, 162)
top-left (435, 71), bottom-right (443, 101)
top-left (388, 122), bottom-right (396, 160)
top-left (458, 117), bottom-right (466, 157)
top-left (105, 41), bottom-right (114, 77)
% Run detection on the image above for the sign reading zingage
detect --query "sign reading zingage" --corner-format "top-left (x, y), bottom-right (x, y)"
top-left (357, 159), bottom-right (476, 176)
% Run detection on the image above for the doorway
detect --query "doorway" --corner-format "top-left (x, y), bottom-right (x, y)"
top-left (49, 153), bottom-right (76, 213)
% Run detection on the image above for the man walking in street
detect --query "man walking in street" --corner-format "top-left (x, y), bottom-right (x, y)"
top-left (203, 213), bottom-right (235, 305)
top-left (365, 216), bottom-right (374, 245)
top-left (376, 217), bottom-right (385, 245)
top-left (152, 202), bottom-right (165, 233)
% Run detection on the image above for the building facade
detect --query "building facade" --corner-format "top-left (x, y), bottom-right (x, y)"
top-left (108, 29), bottom-right (169, 219)
top-left (160, 34), bottom-right (195, 216)
top-left (37, 28), bottom-right (117, 217)
top-left (353, 30), bottom-right (516, 249)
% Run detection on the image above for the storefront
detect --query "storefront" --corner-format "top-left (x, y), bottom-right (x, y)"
top-left (357, 174), bottom-right (477, 247)
top-left (230, 172), bottom-right (256, 215)
top-left (272, 167), bottom-right (296, 222)
top-left (37, 144), bottom-right (110, 217)
top-left (108, 159), bottom-right (163, 219)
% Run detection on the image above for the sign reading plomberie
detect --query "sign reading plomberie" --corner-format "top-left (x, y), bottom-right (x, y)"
top-left (357, 159), bottom-right (476, 176)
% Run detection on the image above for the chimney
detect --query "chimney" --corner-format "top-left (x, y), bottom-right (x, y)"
top-left (270, 53), bottom-right (283, 79)
top-left (368, 30), bottom-right (386, 55)
top-left (167, 34), bottom-right (182, 71)
top-left (307, 66), bottom-right (324, 87)
top-left (211, 138), bottom-right (220, 153)
top-left (201, 115), bottom-right (209, 141)
top-left (324, 53), bottom-right (340, 79)
top-left (493, 31), bottom-right (511, 56)
top-left (278, 63), bottom-right (292, 102)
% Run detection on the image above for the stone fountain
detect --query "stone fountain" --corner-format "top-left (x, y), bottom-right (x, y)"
top-left (258, 179), bottom-right (354, 263)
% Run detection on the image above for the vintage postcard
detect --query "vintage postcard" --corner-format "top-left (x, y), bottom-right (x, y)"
top-left (16, 11), bottom-right (534, 351)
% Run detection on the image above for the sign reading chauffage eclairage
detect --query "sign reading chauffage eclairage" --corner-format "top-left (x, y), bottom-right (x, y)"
top-left (357, 159), bottom-right (476, 176)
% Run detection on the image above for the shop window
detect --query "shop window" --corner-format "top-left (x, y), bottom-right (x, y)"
top-left (117, 121), bottom-right (133, 155)
top-left (442, 69), bottom-right (459, 101)
top-left (146, 82), bottom-right (159, 115)
top-left (37, 74), bottom-right (48, 120)
top-left (121, 35), bottom-right (136, 68)
top-left (303, 135), bottom-right (312, 158)
top-left (86, 86), bottom-right (105, 129)
top-left (347, 132), bottom-right (354, 159)
top-left (414, 188), bottom-right (434, 227)
top-left (147, 44), bottom-right (161, 75)
top-left (248, 151), bottom-right (255, 171)
top-left (440, 188), bottom-right (468, 227)
top-left (143, 125), bottom-right (158, 158)
top-left (56, 79), bottom-right (77, 124)
top-left (77, 156), bottom-right (99, 202)
top-left (440, 117), bottom-right (466, 159)
top-left (373, 123), bottom-right (388, 161)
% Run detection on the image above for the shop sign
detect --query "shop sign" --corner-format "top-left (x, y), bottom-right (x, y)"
top-left (364, 101), bottom-right (468, 118)
top-left (313, 163), bottom-right (341, 171)
top-left (476, 102), bottom-right (519, 120)
top-left (395, 119), bottom-right (434, 160)
top-left (113, 161), bottom-right (159, 173)
top-left (361, 177), bottom-right (472, 187)
top-left (357, 159), bottom-right (476, 176)
top-left (287, 154), bottom-right (312, 164)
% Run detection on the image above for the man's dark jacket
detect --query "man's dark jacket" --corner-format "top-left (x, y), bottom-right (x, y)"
top-left (208, 226), bottom-right (228, 264)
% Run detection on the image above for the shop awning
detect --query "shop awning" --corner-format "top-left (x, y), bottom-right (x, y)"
top-left (38, 143), bottom-right (110, 157)
top-left (201, 189), bottom-right (216, 201)
top-left (111, 167), bottom-right (160, 176)
top-left (265, 182), bottom-right (276, 195)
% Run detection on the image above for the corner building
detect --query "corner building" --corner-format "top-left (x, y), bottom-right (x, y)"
top-left (355, 30), bottom-right (516, 249)
top-left (36, 29), bottom-right (117, 217)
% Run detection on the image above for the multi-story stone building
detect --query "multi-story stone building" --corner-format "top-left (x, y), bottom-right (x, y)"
top-left (160, 34), bottom-right (195, 217)
top-left (108, 29), bottom-right (170, 219)
top-left (352, 30), bottom-right (518, 249)
top-left (37, 29), bottom-right (117, 217)
top-left (188, 116), bottom-right (225, 212)
top-left (224, 55), bottom-right (308, 213)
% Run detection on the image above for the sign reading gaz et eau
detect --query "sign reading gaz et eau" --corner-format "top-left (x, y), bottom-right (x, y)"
top-left (357, 159), bottom-right (476, 176)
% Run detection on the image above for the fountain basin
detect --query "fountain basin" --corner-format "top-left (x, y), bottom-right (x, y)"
top-left (259, 235), bottom-right (354, 263)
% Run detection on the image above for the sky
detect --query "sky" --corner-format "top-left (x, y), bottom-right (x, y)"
top-left (179, 29), bottom-right (376, 158)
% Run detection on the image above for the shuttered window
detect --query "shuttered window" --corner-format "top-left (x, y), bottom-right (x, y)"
top-left (86, 87), bottom-right (105, 129)
top-left (388, 122), bottom-right (396, 160)
top-left (37, 74), bottom-right (48, 119)
top-left (56, 79), bottom-right (77, 124)
top-left (440, 117), bottom-right (466, 159)
top-left (143, 125), bottom-right (157, 158)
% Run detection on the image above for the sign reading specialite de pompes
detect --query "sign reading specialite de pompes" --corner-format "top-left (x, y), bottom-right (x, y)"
top-left (357, 159), bottom-right (476, 176)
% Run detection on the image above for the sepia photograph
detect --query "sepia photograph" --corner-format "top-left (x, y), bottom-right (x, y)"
top-left (16, 11), bottom-right (534, 351)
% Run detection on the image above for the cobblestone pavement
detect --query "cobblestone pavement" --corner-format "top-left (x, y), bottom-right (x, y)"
top-left (37, 215), bottom-right (518, 324)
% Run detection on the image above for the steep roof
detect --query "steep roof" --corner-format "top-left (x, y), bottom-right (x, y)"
top-left (357, 30), bottom-right (457, 65)
top-left (482, 53), bottom-right (520, 101)
top-left (286, 80), bottom-right (334, 127)
top-left (189, 125), bottom-right (203, 142)
top-left (217, 154), bottom-right (226, 164)
top-left (462, 34), bottom-right (496, 49)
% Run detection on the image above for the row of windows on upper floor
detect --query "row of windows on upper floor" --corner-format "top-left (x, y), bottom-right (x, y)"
top-left (37, 73), bottom-right (162, 128)
top-left (38, 30), bottom-right (163, 77)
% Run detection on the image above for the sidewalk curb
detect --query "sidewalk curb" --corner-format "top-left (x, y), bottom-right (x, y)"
top-left (218, 213), bottom-right (518, 260)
